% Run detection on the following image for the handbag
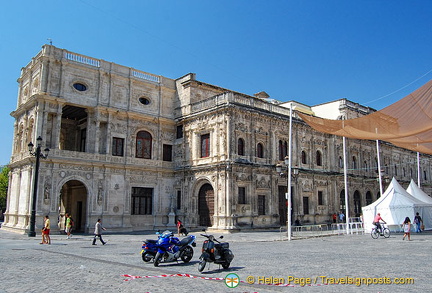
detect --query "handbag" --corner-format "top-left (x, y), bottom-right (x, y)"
top-left (421, 224), bottom-right (425, 230)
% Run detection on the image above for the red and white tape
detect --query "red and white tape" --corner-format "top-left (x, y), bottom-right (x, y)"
top-left (122, 273), bottom-right (329, 287)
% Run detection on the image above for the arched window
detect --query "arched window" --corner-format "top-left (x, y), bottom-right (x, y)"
top-left (352, 156), bottom-right (357, 170)
top-left (136, 131), bottom-right (152, 159)
top-left (375, 157), bottom-right (379, 173)
top-left (394, 165), bottom-right (398, 176)
top-left (316, 150), bottom-right (322, 166)
top-left (238, 138), bottom-right (245, 156)
top-left (278, 140), bottom-right (283, 160)
top-left (364, 161), bottom-right (368, 172)
top-left (340, 190), bottom-right (346, 210)
top-left (301, 151), bottom-right (307, 164)
top-left (278, 140), bottom-right (288, 161)
top-left (256, 143), bottom-right (264, 158)
top-left (339, 156), bottom-right (343, 168)
top-left (366, 191), bottom-right (372, 205)
top-left (353, 190), bottom-right (361, 217)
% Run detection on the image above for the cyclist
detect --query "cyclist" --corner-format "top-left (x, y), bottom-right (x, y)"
top-left (373, 213), bottom-right (386, 234)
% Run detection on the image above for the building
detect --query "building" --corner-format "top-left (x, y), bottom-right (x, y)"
top-left (3, 45), bottom-right (432, 233)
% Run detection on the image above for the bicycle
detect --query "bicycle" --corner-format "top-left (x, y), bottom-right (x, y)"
top-left (371, 223), bottom-right (390, 239)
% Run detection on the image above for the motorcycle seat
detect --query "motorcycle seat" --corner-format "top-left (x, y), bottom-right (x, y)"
top-left (145, 239), bottom-right (157, 244)
top-left (177, 235), bottom-right (194, 246)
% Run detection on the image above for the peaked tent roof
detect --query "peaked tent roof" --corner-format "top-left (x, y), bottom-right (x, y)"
top-left (362, 177), bottom-right (432, 231)
top-left (406, 179), bottom-right (432, 204)
top-left (363, 178), bottom-right (431, 211)
top-left (298, 80), bottom-right (432, 155)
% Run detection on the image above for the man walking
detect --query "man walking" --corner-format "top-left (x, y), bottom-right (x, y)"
top-left (92, 219), bottom-right (107, 245)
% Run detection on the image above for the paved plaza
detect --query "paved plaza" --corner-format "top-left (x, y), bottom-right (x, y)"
top-left (0, 227), bottom-right (430, 293)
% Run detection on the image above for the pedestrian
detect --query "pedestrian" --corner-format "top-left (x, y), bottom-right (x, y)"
top-left (65, 213), bottom-right (73, 239)
top-left (40, 215), bottom-right (51, 244)
top-left (339, 211), bottom-right (345, 223)
top-left (414, 212), bottom-right (423, 233)
top-left (332, 213), bottom-right (337, 223)
top-left (402, 217), bottom-right (411, 241)
top-left (177, 219), bottom-right (188, 236)
top-left (92, 219), bottom-right (106, 245)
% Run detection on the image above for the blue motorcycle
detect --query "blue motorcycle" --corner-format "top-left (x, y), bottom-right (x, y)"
top-left (141, 238), bottom-right (158, 262)
top-left (153, 230), bottom-right (196, 267)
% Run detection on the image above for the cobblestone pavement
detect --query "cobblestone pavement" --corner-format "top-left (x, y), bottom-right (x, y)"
top-left (0, 228), bottom-right (430, 293)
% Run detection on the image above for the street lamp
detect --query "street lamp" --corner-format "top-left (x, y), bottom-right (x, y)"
top-left (27, 136), bottom-right (50, 237)
top-left (276, 156), bottom-right (299, 241)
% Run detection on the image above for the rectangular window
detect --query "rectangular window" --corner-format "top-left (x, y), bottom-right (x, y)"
top-left (238, 187), bottom-right (246, 204)
top-left (303, 197), bottom-right (309, 215)
top-left (176, 125), bottom-right (183, 139)
top-left (177, 190), bottom-right (181, 210)
top-left (80, 128), bottom-right (86, 152)
top-left (112, 137), bottom-right (124, 156)
top-left (258, 195), bottom-right (265, 215)
top-left (201, 133), bottom-right (210, 158)
top-left (163, 144), bottom-right (173, 161)
top-left (131, 187), bottom-right (153, 215)
top-left (318, 191), bottom-right (324, 205)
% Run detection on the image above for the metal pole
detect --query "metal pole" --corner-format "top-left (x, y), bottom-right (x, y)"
top-left (376, 140), bottom-right (383, 196)
top-left (343, 137), bottom-right (349, 235)
top-left (287, 103), bottom-right (293, 241)
top-left (28, 144), bottom-right (41, 237)
top-left (417, 152), bottom-right (421, 188)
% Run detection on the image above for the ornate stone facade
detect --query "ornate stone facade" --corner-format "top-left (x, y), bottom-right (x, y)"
top-left (3, 45), bottom-right (432, 233)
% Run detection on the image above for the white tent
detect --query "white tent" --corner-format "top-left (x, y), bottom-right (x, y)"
top-left (406, 179), bottom-right (432, 204)
top-left (362, 178), bottom-right (432, 232)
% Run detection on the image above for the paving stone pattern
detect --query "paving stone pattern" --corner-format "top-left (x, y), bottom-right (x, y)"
top-left (0, 229), bottom-right (430, 293)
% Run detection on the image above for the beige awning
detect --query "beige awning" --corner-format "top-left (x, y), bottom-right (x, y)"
top-left (298, 80), bottom-right (432, 155)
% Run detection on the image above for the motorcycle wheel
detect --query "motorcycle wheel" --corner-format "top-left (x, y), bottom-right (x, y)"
top-left (141, 252), bottom-right (153, 262)
top-left (153, 252), bottom-right (162, 267)
top-left (181, 246), bottom-right (193, 263)
top-left (198, 260), bottom-right (207, 272)
top-left (222, 262), bottom-right (230, 269)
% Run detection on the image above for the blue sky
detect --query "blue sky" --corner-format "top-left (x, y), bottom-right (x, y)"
top-left (1, 0), bottom-right (431, 166)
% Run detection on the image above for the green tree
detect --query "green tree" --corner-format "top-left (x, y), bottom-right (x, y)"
top-left (0, 166), bottom-right (9, 211)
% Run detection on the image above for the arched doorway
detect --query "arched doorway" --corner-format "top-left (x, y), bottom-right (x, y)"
top-left (59, 180), bottom-right (88, 233)
top-left (198, 183), bottom-right (214, 227)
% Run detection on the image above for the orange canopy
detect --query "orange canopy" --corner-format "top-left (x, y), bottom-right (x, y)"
top-left (298, 80), bottom-right (432, 155)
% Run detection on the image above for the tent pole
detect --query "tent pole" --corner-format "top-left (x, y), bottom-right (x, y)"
top-left (343, 136), bottom-right (349, 235)
top-left (377, 140), bottom-right (383, 196)
top-left (417, 152), bottom-right (421, 188)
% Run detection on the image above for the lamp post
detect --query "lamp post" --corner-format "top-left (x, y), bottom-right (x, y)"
top-left (27, 136), bottom-right (50, 237)
top-left (276, 156), bottom-right (298, 241)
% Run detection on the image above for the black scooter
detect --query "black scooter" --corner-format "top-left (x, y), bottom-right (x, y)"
top-left (198, 230), bottom-right (234, 272)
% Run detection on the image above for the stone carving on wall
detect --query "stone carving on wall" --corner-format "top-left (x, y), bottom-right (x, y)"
top-left (235, 173), bottom-right (250, 182)
top-left (256, 177), bottom-right (270, 189)
top-left (59, 164), bottom-right (92, 171)
top-left (235, 122), bottom-right (248, 132)
top-left (97, 180), bottom-right (103, 205)
top-left (44, 179), bottom-right (51, 204)
top-left (301, 180), bottom-right (312, 192)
